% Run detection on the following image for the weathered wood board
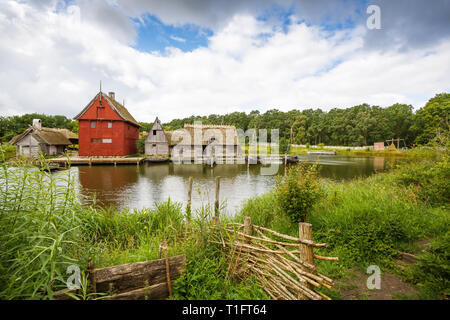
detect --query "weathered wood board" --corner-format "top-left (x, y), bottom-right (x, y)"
top-left (95, 254), bottom-right (185, 295)
top-left (52, 254), bottom-right (186, 300)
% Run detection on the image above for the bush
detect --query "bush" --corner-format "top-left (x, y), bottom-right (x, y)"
top-left (0, 143), bottom-right (16, 162)
top-left (394, 154), bottom-right (450, 206)
top-left (411, 232), bottom-right (450, 299)
top-left (274, 163), bottom-right (322, 223)
top-left (136, 135), bottom-right (146, 154)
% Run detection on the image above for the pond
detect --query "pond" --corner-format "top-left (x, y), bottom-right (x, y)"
top-left (68, 155), bottom-right (398, 215)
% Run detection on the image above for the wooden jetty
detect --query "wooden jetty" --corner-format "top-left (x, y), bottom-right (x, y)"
top-left (48, 156), bottom-right (145, 166)
top-left (307, 151), bottom-right (336, 155)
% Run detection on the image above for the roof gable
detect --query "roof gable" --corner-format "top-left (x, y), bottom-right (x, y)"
top-left (151, 117), bottom-right (163, 131)
top-left (74, 92), bottom-right (140, 127)
top-left (9, 126), bottom-right (73, 146)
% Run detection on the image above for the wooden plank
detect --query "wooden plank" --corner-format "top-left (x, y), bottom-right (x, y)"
top-left (52, 288), bottom-right (78, 300)
top-left (109, 282), bottom-right (169, 300)
top-left (94, 254), bottom-right (185, 294)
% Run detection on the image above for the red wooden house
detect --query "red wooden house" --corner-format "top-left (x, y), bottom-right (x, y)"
top-left (74, 91), bottom-right (140, 156)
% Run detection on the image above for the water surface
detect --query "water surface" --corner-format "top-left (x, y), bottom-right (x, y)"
top-left (71, 155), bottom-right (397, 214)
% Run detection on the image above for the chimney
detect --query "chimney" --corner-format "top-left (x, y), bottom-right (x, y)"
top-left (109, 92), bottom-right (115, 100)
top-left (32, 119), bottom-right (42, 130)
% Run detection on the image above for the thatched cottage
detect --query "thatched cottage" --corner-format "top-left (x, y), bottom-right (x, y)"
top-left (9, 119), bottom-right (78, 157)
top-left (145, 118), bottom-right (242, 158)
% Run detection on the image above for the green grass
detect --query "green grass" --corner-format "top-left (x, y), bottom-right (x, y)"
top-left (236, 151), bottom-right (449, 298)
top-left (0, 147), bottom-right (448, 300)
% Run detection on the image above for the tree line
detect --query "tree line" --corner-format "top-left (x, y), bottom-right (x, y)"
top-left (0, 113), bottom-right (78, 143)
top-left (1, 93), bottom-right (448, 147)
top-left (154, 93), bottom-right (449, 147)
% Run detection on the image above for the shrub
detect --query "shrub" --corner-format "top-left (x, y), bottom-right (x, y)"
top-left (411, 232), bottom-right (450, 299)
top-left (136, 135), bottom-right (146, 154)
top-left (274, 162), bottom-right (322, 223)
top-left (394, 154), bottom-right (450, 206)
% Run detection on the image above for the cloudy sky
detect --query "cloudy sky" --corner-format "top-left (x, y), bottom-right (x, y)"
top-left (0, 0), bottom-right (449, 122)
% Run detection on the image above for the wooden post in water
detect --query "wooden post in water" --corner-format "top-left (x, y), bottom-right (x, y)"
top-left (214, 176), bottom-right (221, 217)
top-left (298, 222), bottom-right (316, 299)
top-left (284, 154), bottom-right (287, 176)
top-left (186, 176), bottom-right (193, 220)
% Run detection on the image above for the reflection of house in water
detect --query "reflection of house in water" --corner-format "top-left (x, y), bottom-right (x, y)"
top-left (373, 157), bottom-right (385, 171)
top-left (142, 163), bottom-right (170, 180)
top-left (170, 164), bottom-right (243, 178)
top-left (78, 166), bottom-right (139, 207)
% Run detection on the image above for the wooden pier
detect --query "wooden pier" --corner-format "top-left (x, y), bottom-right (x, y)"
top-left (47, 155), bottom-right (301, 167)
top-left (48, 157), bottom-right (145, 166)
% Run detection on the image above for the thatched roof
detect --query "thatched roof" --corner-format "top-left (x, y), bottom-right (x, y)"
top-left (74, 92), bottom-right (140, 127)
top-left (166, 124), bottom-right (240, 146)
top-left (9, 126), bottom-right (77, 146)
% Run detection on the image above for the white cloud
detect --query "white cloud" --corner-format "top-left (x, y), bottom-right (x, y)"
top-left (169, 35), bottom-right (186, 43)
top-left (0, 1), bottom-right (449, 124)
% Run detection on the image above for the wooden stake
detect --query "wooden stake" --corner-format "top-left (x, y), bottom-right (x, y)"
top-left (243, 216), bottom-right (252, 244)
top-left (214, 176), bottom-right (220, 217)
top-left (88, 257), bottom-right (96, 299)
top-left (299, 222), bottom-right (315, 299)
top-left (163, 238), bottom-right (172, 297)
top-left (186, 176), bottom-right (193, 219)
top-left (284, 154), bottom-right (287, 176)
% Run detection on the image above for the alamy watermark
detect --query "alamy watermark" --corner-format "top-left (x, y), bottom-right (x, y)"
top-left (366, 265), bottom-right (381, 290)
top-left (367, 5), bottom-right (381, 30)
top-left (66, 264), bottom-right (81, 290)
top-left (165, 121), bottom-right (281, 175)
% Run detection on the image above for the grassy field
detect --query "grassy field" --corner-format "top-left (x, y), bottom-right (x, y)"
top-left (0, 147), bottom-right (448, 300)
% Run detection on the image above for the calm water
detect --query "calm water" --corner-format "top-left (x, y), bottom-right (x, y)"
top-left (69, 155), bottom-right (397, 215)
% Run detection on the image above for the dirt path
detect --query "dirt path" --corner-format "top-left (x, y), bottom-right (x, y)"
top-left (337, 269), bottom-right (418, 300)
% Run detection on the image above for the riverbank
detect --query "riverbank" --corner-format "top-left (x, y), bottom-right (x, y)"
top-left (0, 148), bottom-right (448, 299)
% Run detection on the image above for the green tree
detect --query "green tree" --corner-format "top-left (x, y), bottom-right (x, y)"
top-left (412, 93), bottom-right (450, 145)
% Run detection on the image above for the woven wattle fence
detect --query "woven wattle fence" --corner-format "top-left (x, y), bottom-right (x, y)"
top-left (211, 216), bottom-right (339, 300)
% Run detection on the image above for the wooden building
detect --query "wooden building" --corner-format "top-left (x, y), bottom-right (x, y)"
top-left (145, 117), bottom-right (169, 156)
top-left (145, 120), bottom-right (242, 158)
top-left (9, 119), bottom-right (78, 157)
top-left (74, 91), bottom-right (140, 156)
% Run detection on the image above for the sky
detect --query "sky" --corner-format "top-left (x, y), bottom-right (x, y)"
top-left (0, 0), bottom-right (449, 123)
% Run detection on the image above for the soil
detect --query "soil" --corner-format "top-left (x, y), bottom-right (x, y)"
top-left (336, 239), bottom-right (433, 300)
top-left (337, 269), bottom-right (418, 300)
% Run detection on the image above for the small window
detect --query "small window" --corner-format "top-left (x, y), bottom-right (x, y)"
top-left (107, 122), bottom-right (112, 128)
top-left (152, 130), bottom-right (157, 135)
top-left (152, 144), bottom-right (156, 147)
top-left (102, 138), bottom-right (112, 143)
top-left (91, 138), bottom-right (100, 143)
top-left (91, 122), bottom-right (96, 128)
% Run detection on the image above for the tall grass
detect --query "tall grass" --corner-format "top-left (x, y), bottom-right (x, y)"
top-left (0, 152), bottom-right (267, 299)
